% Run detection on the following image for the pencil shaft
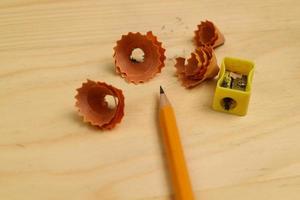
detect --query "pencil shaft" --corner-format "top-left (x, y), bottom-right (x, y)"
top-left (159, 94), bottom-right (195, 200)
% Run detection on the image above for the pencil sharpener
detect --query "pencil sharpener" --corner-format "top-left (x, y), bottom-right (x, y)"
top-left (212, 57), bottom-right (255, 116)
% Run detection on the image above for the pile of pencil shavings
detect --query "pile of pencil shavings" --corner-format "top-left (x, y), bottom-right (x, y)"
top-left (75, 20), bottom-right (225, 129)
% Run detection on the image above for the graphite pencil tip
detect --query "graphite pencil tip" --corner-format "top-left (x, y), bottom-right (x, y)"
top-left (160, 86), bottom-right (164, 94)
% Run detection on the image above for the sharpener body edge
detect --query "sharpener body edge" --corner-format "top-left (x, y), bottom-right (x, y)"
top-left (212, 57), bottom-right (255, 116)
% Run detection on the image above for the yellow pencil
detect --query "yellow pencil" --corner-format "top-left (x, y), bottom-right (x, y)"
top-left (159, 86), bottom-right (195, 200)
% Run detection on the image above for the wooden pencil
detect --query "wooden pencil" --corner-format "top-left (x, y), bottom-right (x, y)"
top-left (158, 86), bottom-right (195, 200)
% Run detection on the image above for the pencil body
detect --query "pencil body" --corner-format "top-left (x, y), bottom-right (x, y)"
top-left (159, 93), bottom-right (195, 200)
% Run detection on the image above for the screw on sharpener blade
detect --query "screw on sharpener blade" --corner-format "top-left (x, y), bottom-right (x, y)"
top-left (221, 71), bottom-right (247, 91)
top-left (231, 74), bottom-right (247, 91)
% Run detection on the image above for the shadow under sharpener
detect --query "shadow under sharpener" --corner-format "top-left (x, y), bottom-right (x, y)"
top-left (212, 57), bottom-right (255, 116)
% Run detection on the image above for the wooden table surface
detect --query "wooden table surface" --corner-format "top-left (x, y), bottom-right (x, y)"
top-left (1, 0), bottom-right (300, 199)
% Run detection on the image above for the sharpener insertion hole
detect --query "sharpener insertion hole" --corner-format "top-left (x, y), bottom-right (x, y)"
top-left (221, 97), bottom-right (237, 111)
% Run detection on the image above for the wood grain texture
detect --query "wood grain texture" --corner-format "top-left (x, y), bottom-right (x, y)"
top-left (0, 0), bottom-right (299, 199)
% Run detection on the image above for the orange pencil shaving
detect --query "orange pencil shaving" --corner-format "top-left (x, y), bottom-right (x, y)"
top-left (158, 86), bottom-right (195, 200)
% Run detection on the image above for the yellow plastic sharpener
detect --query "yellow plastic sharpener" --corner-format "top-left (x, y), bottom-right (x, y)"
top-left (212, 57), bottom-right (255, 116)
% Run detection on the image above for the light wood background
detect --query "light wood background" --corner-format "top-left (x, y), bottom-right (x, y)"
top-left (0, 0), bottom-right (300, 199)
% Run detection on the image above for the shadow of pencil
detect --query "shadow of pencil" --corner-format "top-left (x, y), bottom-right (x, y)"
top-left (154, 95), bottom-right (175, 200)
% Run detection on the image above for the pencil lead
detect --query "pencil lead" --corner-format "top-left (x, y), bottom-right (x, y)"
top-left (160, 86), bottom-right (164, 94)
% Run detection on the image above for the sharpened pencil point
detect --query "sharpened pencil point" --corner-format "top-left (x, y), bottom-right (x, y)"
top-left (160, 86), bottom-right (164, 94)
